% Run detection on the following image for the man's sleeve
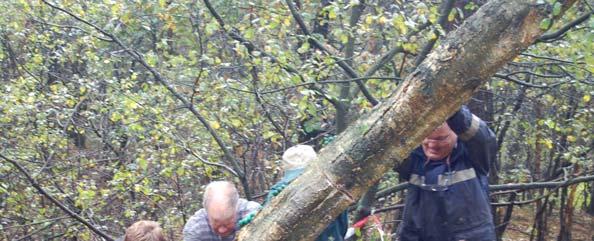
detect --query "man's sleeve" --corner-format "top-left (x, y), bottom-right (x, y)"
top-left (447, 106), bottom-right (497, 175)
top-left (394, 156), bottom-right (414, 181)
top-left (246, 200), bottom-right (261, 213)
top-left (183, 210), bottom-right (208, 241)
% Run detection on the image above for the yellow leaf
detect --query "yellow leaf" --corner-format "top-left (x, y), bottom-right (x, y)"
top-left (378, 16), bottom-right (387, 25)
top-left (365, 16), bottom-right (373, 25)
top-left (328, 9), bottom-right (337, 20)
top-left (583, 94), bottom-right (591, 103)
top-left (567, 135), bottom-right (576, 142)
top-left (125, 99), bottom-right (138, 110)
top-left (210, 121), bottom-right (220, 130)
top-left (448, 11), bottom-right (456, 22)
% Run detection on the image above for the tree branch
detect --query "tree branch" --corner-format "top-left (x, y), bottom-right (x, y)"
top-left (493, 73), bottom-right (571, 88)
top-left (248, 77), bottom-right (401, 95)
top-left (490, 174), bottom-right (594, 191)
top-left (0, 153), bottom-right (114, 241)
top-left (413, 0), bottom-right (456, 67)
top-left (41, 0), bottom-right (245, 178)
top-left (376, 174), bottom-right (594, 199)
top-left (30, 17), bottom-right (113, 42)
top-left (201, 0), bottom-right (344, 109)
top-left (284, 0), bottom-right (379, 105)
top-left (536, 10), bottom-right (593, 43)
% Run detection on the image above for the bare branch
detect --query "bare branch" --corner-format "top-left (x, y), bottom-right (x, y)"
top-left (536, 10), bottom-right (593, 43)
top-left (490, 174), bottom-right (594, 191)
top-left (505, 70), bottom-right (567, 78)
top-left (493, 73), bottom-right (571, 88)
top-left (356, 22), bottom-right (432, 84)
top-left (284, 0), bottom-right (379, 105)
top-left (520, 52), bottom-right (580, 64)
top-left (375, 174), bottom-right (594, 199)
top-left (0, 153), bottom-right (114, 241)
top-left (413, 0), bottom-right (456, 67)
top-left (30, 17), bottom-right (113, 42)
top-left (201, 0), bottom-right (344, 109)
top-left (253, 77), bottom-right (402, 95)
top-left (41, 0), bottom-right (244, 178)
top-left (186, 148), bottom-right (239, 177)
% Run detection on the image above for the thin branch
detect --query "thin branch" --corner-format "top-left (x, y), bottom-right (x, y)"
top-left (201, 0), bottom-right (343, 109)
top-left (0, 153), bottom-right (114, 241)
top-left (249, 62), bottom-right (287, 142)
top-left (490, 174), bottom-right (594, 191)
top-left (377, 177), bottom-right (592, 212)
top-left (2, 215), bottom-right (70, 229)
top-left (375, 174), bottom-right (594, 199)
top-left (41, 0), bottom-right (244, 177)
top-left (505, 70), bottom-right (567, 78)
top-left (413, 0), bottom-right (456, 67)
top-left (375, 182), bottom-right (410, 199)
top-left (493, 73), bottom-right (571, 88)
top-left (339, 0), bottom-right (366, 107)
top-left (14, 221), bottom-right (60, 241)
top-left (255, 76), bottom-right (402, 95)
top-left (495, 192), bottom-right (517, 236)
top-left (353, 21), bottom-right (431, 99)
top-left (201, 0), bottom-right (297, 74)
top-left (520, 53), bottom-right (578, 64)
top-left (187, 149), bottom-right (239, 177)
top-left (284, 0), bottom-right (379, 105)
top-left (30, 17), bottom-right (113, 42)
top-left (536, 10), bottom-right (593, 43)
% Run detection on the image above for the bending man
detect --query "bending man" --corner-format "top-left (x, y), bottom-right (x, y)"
top-left (183, 181), bottom-right (260, 241)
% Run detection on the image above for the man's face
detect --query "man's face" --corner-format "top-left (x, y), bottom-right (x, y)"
top-left (208, 215), bottom-right (236, 237)
top-left (422, 124), bottom-right (457, 161)
top-left (207, 204), bottom-right (237, 237)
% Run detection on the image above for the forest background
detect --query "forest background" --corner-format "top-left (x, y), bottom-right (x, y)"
top-left (0, 0), bottom-right (592, 240)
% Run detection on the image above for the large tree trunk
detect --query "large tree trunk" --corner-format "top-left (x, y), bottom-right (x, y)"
top-left (236, 1), bottom-right (576, 240)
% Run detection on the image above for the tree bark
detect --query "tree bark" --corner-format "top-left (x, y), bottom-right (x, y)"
top-left (236, 1), bottom-right (576, 240)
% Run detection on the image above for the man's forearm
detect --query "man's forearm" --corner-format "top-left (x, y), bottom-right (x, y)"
top-left (447, 106), bottom-right (497, 174)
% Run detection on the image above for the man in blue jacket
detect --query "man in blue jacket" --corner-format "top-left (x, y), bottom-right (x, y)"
top-left (396, 106), bottom-right (497, 241)
top-left (269, 145), bottom-right (348, 241)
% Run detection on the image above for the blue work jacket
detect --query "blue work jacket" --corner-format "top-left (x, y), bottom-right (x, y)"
top-left (270, 168), bottom-right (349, 241)
top-left (397, 107), bottom-right (497, 241)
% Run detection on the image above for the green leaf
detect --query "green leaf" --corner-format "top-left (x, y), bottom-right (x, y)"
top-left (297, 42), bottom-right (310, 54)
top-left (138, 158), bottom-right (148, 170)
top-left (540, 18), bottom-right (552, 30)
top-left (552, 2), bottom-right (562, 16)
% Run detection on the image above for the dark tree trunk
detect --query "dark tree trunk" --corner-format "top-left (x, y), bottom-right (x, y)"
top-left (556, 185), bottom-right (576, 241)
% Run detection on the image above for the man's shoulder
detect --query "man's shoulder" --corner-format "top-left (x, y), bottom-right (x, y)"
top-left (238, 198), bottom-right (261, 212)
top-left (183, 208), bottom-right (210, 235)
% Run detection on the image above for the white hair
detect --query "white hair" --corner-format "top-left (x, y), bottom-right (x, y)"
top-left (282, 145), bottom-right (317, 170)
top-left (202, 181), bottom-right (239, 218)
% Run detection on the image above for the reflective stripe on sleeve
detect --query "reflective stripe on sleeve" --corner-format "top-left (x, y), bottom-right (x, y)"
top-left (438, 168), bottom-right (477, 186)
top-left (458, 114), bottom-right (480, 141)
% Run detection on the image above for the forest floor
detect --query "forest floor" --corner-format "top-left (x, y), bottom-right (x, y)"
top-left (502, 206), bottom-right (594, 241)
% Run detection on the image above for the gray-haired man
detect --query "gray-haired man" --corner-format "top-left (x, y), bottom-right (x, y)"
top-left (183, 181), bottom-right (260, 241)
